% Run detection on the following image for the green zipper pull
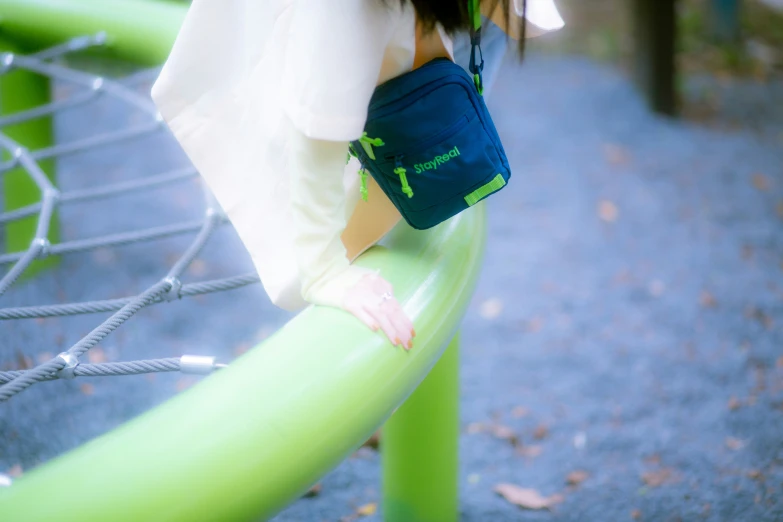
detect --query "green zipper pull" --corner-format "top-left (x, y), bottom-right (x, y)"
top-left (359, 167), bottom-right (369, 202)
top-left (394, 156), bottom-right (414, 198)
top-left (358, 132), bottom-right (385, 160)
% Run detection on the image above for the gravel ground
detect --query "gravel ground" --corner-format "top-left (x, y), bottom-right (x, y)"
top-left (2, 50), bottom-right (782, 521)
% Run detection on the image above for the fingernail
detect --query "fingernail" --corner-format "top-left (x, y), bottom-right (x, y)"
top-left (394, 338), bottom-right (401, 346)
top-left (407, 340), bottom-right (413, 350)
top-left (411, 329), bottom-right (416, 337)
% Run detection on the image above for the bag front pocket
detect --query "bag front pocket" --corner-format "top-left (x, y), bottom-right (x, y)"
top-left (373, 110), bottom-right (498, 213)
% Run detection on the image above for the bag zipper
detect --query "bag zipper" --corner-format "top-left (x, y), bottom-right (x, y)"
top-left (368, 70), bottom-right (474, 119)
top-left (382, 113), bottom-right (470, 161)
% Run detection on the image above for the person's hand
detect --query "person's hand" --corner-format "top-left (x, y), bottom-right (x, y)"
top-left (342, 273), bottom-right (415, 350)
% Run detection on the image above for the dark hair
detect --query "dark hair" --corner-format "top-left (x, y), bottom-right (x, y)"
top-left (388, 0), bottom-right (527, 56)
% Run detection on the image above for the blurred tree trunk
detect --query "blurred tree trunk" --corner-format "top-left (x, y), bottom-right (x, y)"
top-left (631, 0), bottom-right (678, 116)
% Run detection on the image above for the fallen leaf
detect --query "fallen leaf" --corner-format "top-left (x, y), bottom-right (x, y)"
top-left (746, 307), bottom-right (773, 329)
top-left (517, 445), bottom-right (543, 458)
top-left (466, 422), bottom-right (485, 434)
top-left (187, 259), bottom-right (208, 277)
top-left (362, 431), bottom-right (380, 450)
top-left (728, 397), bottom-right (742, 411)
top-left (176, 377), bottom-right (198, 392)
top-left (233, 343), bottom-right (251, 356)
top-left (641, 468), bottom-right (676, 487)
top-left (303, 483), bottom-right (322, 498)
top-left (700, 291), bottom-right (718, 308)
top-left (631, 509), bottom-right (642, 520)
top-left (356, 503), bottom-right (377, 516)
top-left (752, 173), bottom-right (770, 191)
top-left (87, 347), bottom-right (107, 364)
top-left (747, 470), bottom-right (763, 481)
top-left (566, 470), bottom-right (589, 486)
top-left (479, 298), bottom-right (503, 319)
top-left (533, 424), bottom-right (549, 440)
top-left (525, 316), bottom-right (543, 333)
top-left (14, 352), bottom-right (32, 370)
top-left (598, 200), bottom-right (618, 222)
top-left (494, 483), bottom-right (563, 510)
top-left (254, 325), bottom-right (275, 342)
top-left (36, 352), bottom-right (53, 365)
top-left (644, 454), bottom-right (661, 466)
top-left (603, 143), bottom-right (630, 166)
top-left (7, 465), bottom-right (22, 478)
top-left (725, 437), bottom-right (745, 451)
top-left (511, 406), bottom-right (530, 418)
top-left (489, 424), bottom-right (519, 446)
top-left (80, 383), bottom-right (94, 396)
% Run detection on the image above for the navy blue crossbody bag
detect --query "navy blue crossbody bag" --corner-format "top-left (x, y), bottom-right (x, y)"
top-left (349, 0), bottom-right (510, 230)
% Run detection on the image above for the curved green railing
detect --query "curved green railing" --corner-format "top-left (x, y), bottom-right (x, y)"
top-left (0, 1), bottom-right (487, 521)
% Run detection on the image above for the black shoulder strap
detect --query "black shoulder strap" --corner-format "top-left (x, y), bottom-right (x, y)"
top-left (467, 0), bottom-right (484, 95)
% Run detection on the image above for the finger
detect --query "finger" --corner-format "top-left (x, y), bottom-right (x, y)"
top-left (368, 305), bottom-right (401, 347)
top-left (392, 303), bottom-right (415, 339)
top-left (385, 302), bottom-right (414, 349)
top-left (346, 304), bottom-right (379, 332)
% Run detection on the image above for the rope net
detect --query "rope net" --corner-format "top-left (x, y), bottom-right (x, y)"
top-left (0, 35), bottom-right (258, 401)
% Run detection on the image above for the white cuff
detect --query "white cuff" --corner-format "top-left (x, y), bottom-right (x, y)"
top-left (304, 265), bottom-right (378, 308)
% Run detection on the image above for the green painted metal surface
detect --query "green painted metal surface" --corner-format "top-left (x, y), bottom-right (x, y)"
top-left (0, 0), bottom-right (185, 66)
top-left (0, 211), bottom-right (485, 521)
top-left (0, 1), bottom-right (488, 519)
top-left (0, 36), bottom-right (58, 277)
top-left (383, 335), bottom-right (460, 522)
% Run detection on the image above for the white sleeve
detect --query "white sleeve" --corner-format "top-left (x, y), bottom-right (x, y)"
top-left (288, 127), bottom-right (376, 308)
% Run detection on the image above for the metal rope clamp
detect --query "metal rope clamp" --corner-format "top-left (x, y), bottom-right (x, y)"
top-left (0, 52), bottom-right (14, 73)
top-left (179, 355), bottom-right (222, 375)
top-left (56, 352), bottom-right (79, 380)
top-left (33, 237), bottom-right (51, 259)
top-left (9, 146), bottom-right (25, 170)
top-left (162, 276), bottom-right (182, 302)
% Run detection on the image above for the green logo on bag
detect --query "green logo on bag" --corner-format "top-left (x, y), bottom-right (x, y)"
top-left (413, 146), bottom-right (460, 174)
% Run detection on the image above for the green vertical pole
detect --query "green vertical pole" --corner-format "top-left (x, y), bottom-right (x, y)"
top-left (0, 37), bottom-right (58, 277)
top-left (382, 334), bottom-right (460, 522)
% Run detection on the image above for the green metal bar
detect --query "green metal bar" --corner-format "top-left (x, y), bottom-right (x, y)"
top-left (0, 2), bottom-right (488, 520)
top-left (0, 36), bottom-right (58, 277)
top-left (383, 334), bottom-right (460, 522)
top-left (0, 206), bottom-right (486, 521)
top-left (0, 0), bottom-right (185, 66)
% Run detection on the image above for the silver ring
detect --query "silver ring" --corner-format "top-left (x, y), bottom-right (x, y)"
top-left (379, 291), bottom-right (393, 303)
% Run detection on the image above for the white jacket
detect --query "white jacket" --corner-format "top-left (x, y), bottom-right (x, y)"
top-left (152, 0), bottom-right (563, 311)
